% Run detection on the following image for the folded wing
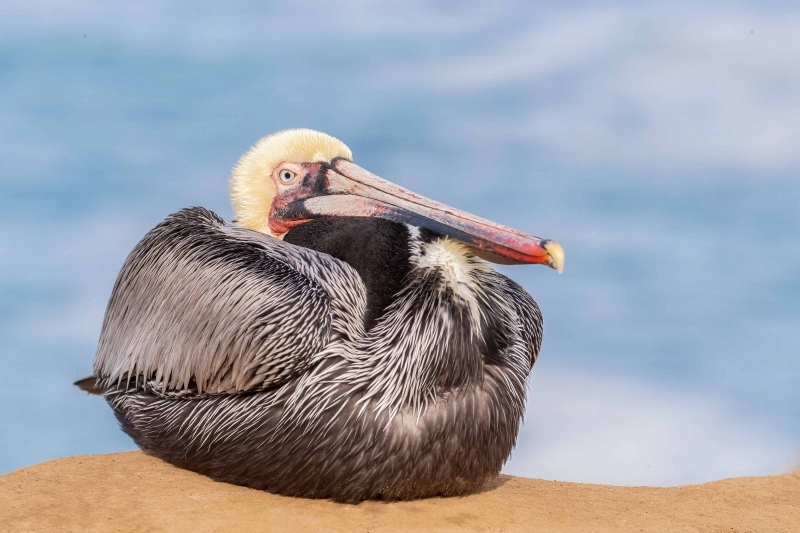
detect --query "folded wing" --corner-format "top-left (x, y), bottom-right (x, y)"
top-left (93, 207), bottom-right (365, 396)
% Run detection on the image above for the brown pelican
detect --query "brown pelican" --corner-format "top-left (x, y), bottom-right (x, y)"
top-left (76, 129), bottom-right (564, 502)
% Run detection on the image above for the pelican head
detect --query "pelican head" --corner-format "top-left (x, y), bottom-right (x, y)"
top-left (231, 129), bottom-right (564, 270)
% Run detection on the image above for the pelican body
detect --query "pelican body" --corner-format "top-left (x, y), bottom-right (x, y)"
top-left (78, 130), bottom-right (563, 502)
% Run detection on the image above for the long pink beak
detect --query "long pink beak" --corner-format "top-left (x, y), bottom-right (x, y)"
top-left (280, 158), bottom-right (564, 271)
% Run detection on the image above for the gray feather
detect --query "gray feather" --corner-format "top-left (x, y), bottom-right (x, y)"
top-left (94, 207), bottom-right (365, 395)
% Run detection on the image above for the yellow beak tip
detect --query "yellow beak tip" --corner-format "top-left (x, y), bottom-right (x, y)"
top-left (543, 240), bottom-right (565, 274)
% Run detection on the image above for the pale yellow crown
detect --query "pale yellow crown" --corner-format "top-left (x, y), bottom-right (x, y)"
top-left (230, 129), bottom-right (352, 235)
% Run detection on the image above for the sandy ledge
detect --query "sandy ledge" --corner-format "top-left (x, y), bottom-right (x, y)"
top-left (1, 452), bottom-right (798, 532)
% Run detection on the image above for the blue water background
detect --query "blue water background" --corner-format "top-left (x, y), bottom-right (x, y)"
top-left (1, 1), bottom-right (797, 484)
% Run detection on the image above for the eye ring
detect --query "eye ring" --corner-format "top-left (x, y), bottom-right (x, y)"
top-left (279, 169), bottom-right (296, 183)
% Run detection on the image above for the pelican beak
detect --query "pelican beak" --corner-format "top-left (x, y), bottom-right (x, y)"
top-left (278, 158), bottom-right (564, 270)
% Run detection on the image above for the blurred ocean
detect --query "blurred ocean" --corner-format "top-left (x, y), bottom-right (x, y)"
top-left (0, 1), bottom-right (797, 484)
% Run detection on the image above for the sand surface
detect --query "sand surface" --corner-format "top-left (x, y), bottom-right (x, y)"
top-left (1, 452), bottom-right (798, 532)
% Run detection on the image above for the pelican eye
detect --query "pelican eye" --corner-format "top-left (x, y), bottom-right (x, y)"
top-left (279, 169), bottom-right (296, 183)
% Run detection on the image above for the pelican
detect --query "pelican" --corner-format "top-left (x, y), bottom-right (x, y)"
top-left (76, 129), bottom-right (564, 502)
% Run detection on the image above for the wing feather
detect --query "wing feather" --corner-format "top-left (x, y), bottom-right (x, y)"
top-left (93, 207), bottom-right (354, 395)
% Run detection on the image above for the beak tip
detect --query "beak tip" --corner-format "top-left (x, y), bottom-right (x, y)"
top-left (542, 240), bottom-right (565, 274)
